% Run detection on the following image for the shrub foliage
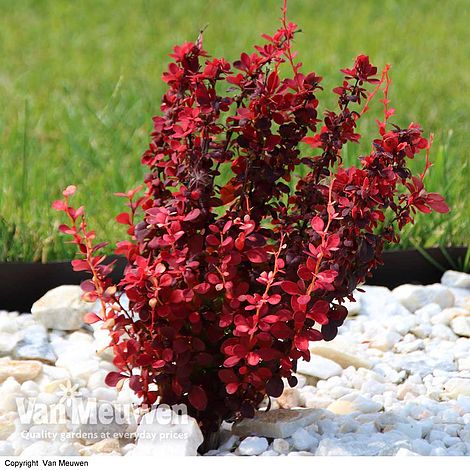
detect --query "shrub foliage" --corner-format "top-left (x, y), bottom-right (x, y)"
top-left (54, 1), bottom-right (448, 436)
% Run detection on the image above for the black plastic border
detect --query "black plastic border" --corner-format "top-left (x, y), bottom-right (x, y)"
top-left (0, 248), bottom-right (467, 312)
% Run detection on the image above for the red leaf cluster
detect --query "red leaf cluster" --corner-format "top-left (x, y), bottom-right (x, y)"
top-left (53, 2), bottom-right (448, 436)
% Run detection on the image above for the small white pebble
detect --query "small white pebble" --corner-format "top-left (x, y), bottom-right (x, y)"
top-left (238, 437), bottom-right (268, 456)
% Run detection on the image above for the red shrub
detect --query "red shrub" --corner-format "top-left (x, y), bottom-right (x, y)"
top-left (54, 2), bottom-right (448, 435)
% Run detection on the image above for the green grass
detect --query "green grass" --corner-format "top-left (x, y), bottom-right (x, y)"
top-left (0, 0), bottom-right (468, 262)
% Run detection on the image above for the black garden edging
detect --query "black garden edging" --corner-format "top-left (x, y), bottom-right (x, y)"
top-left (0, 247), bottom-right (467, 313)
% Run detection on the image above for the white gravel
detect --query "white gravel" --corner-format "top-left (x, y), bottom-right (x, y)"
top-left (0, 270), bottom-right (469, 456)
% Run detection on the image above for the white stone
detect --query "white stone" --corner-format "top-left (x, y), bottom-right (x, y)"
top-left (20, 380), bottom-right (39, 397)
top-left (20, 440), bottom-right (79, 456)
top-left (392, 284), bottom-right (454, 312)
top-left (130, 408), bottom-right (203, 456)
top-left (342, 297), bottom-right (361, 316)
top-left (0, 441), bottom-right (14, 456)
top-left (87, 370), bottom-right (108, 390)
top-left (218, 434), bottom-right (238, 451)
top-left (388, 315), bottom-right (417, 336)
top-left (91, 387), bottom-right (117, 402)
top-left (315, 435), bottom-right (407, 456)
top-left (121, 443), bottom-right (136, 455)
top-left (457, 396), bottom-right (470, 414)
top-left (415, 303), bottom-right (442, 322)
top-left (458, 356), bottom-right (470, 371)
top-left (233, 409), bottom-right (326, 439)
top-left (0, 333), bottom-right (18, 355)
top-left (431, 324), bottom-right (457, 340)
top-left (443, 378), bottom-right (470, 398)
top-left (238, 437), bottom-right (268, 456)
top-left (261, 449), bottom-right (279, 456)
top-left (272, 438), bottom-right (290, 454)
top-left (327, 394), bottom-right (382, 415)
top-left (357, 286), bottom-right (393, 316)
top-left (291, 428), bottom-right (317, 451)
top-left (296, 355), bottom-right (342, 380)
top-left (42, 364), bottom-right (70, 381)
top-left (392, 285), bottom-right (428, 312)
top-left (69, 401), bottom-right (128, 444)
top-left (92, 328), bottom-right (114, 362)
top-left (427, 284), bottom-right (455, 309)
top-left (395, 448), bottom-right (420, 456)
top-left (31, 285), bottom-right (92, 331)
top-left (450, 316), bottom-right (470, 337)
top-left (79, 438), bottom-right (121, 456)
top-left (369, 330), bottom-right (401, 351)
top-left (310, 345), bottom-right (372, 370)
top-left (442, 271), bottom-right (470, 289)
top-left (0, 414), bottom-right (14, 440)
top-left (14, 325), bottom-right (56, 364)
top-left (55, 355), bottom-right (99, 384)
top-left (276, 387), bottom-right (300, 409)
top-left (0, 359), bottom-right (42, 383)
top-left (0, 313), bottom-right (19, 334)
top-left (394, 422), bottom-right (423, 439)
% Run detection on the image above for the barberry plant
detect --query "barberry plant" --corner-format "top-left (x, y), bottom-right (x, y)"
top-left (53, 1), bottom-right (448, 437)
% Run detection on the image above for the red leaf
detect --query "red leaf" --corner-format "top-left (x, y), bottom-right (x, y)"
top-left (80, 279), bottom-right (95, 292)
top-left (308, 300), bottom-right (330, 325)
top-left (280, 281), bottom-right (301, 295)
top-left (223, 356), bottom-right (241, 367)
top-left (105, 371), bottom-right (125, 387)
top-left (116, 212), bottom-right (131, 225)
top-left (298, 294), bottom-right (311, 305)
top-left (246, 248), bottom-right (268, 264)
top-left (184, 208), bottom-right (201, 222)
top-left (169, 289), bottom-right (185, 303)
top-left (311, 216), bottom-right (324, 233)
top-left (83, 312), bottom-right (101, 324)
top-left (52, 200), bottom-right (66, 211)
top-left (189, 386), bottom-right (208, 411)
top-left (267, 294), bottom-right (281, 305)
top-left (226, 383), bottom-right (239, 394)
top-left (71, 259), bottom-right (90, 272)
top-left (62, 185), bottom-right (76, 197)
top-left (426, 193), bottom-right (449, 214)
top-left (302, 134), bottom-right (322, 148)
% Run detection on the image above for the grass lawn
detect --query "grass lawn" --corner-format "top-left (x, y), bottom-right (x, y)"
top-left (0, 0), bottom-right (468, 262)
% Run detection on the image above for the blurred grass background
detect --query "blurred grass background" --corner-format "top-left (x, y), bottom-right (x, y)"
top-left (0, 0), bottom-right (468, 262)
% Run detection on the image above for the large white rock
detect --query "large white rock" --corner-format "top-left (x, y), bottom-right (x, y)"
top-left (442, 271), bottom-right (470, 289)
top-left (450, 316), bottom-right (470, 337)
top-left (31, 285), bottom-right (91, 331)
top-left (327, 394), bottom-right (382, 415)
top-left (296, 355), bottom-right (342, 380)
top-left (233, 409), bottom-right (326, 439)
top-left (309, 345), bottom-right (372, 370)
top-left (443, 378), bottom-right (470, 399)
top-left (392, 284), bottom-right (454, 312)
top-left (237, 436), bottom-right (268, 456)
top-left (0, 359), bottom-right (42, 383)
top-left (130, 408), bottom-right (203, 456)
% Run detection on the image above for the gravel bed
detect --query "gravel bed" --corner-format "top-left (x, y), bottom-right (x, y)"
top-left (0, 270), bottom-right (469, 456)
